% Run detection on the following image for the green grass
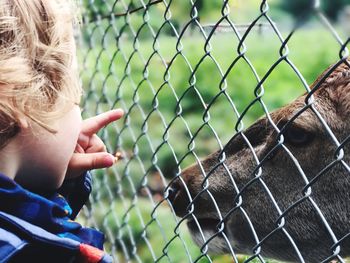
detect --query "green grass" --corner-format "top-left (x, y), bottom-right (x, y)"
top-left (78, 25), bottom-right (348, 263)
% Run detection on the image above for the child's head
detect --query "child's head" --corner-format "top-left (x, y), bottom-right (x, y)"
top-left (0, 0), bottom-right (82, 149)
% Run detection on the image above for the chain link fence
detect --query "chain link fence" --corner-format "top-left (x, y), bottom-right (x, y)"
top-left (77, 0), bottom-right (350, 262)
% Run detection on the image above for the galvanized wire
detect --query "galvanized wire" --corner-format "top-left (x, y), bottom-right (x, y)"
top-left (77, 0), bottom-right (350, 262)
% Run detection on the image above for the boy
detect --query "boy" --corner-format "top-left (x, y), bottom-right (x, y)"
top-left (0, 1), bottom-right (121, 262)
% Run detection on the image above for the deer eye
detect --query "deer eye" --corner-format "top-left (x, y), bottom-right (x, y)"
top-left (283, 126), bottom-right (314, 146)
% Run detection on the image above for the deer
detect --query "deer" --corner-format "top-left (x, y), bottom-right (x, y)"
top-left (167, 61), bottom-right (350, 263)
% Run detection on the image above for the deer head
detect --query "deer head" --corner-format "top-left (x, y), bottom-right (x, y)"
top-left (168, 61), bottom-right (350, 262)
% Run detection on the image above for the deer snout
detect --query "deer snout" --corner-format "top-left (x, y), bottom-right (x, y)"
top-left (167, 165), bottom-right (202, 217)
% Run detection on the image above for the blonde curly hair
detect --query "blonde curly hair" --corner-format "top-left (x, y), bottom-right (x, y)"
top-left (0, 0), bottom-right (82, 148)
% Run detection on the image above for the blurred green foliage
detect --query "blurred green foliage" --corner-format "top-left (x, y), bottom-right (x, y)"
top-left (80, 27), bottom-right (342, 174)
top-left (279, 0), bottom-right (350, 21)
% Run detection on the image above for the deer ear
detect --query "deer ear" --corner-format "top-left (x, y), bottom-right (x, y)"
top-left (337, 83), bottom-right (350, 117)
top-left (324, 81), bottom-right (350, 119)
top-left (313, 61), bottom-right (350, 119)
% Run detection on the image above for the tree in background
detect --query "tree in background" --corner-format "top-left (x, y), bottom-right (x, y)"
top-left (280, 0), bottom-right (350, 22)
top-left (322, 0), bottom-right (350, 21)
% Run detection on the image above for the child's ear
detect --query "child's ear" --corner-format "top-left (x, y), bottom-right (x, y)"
top-left (18, 117), bottom-right (29, 129)
top-left (15, 112), bottom-right (29, 130)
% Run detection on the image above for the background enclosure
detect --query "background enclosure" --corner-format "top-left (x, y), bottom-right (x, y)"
top-left (77, 0), bottom-right (350, 262)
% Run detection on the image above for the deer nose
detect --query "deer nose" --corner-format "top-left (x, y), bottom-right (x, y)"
top-left (166, 180), bottom-right (181, 203)
top-left (166, 177), bottom-right (191, 217)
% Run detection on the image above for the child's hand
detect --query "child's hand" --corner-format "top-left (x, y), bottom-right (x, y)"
top-left (65, 109), bottom-right (124, 179)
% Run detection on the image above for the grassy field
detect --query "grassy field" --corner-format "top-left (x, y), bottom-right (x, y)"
top-left (77, 24), bottom-right (348, 262)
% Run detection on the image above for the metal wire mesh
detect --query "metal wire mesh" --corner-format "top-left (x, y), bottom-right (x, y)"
top-left (77, 0), bottom-right (350, 262)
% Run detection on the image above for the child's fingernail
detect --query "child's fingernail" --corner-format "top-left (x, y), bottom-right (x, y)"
top-left (104, 154), bottom-right (115, 167)
top-left (113, 109), bottom-right (124, 116)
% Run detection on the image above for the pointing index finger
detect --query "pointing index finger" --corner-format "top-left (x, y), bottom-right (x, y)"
top-left (82, 109), bottom-right (124, 135)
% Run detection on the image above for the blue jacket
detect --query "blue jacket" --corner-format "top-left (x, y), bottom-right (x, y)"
top-left (0, 173), bottom-right (113, 263)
